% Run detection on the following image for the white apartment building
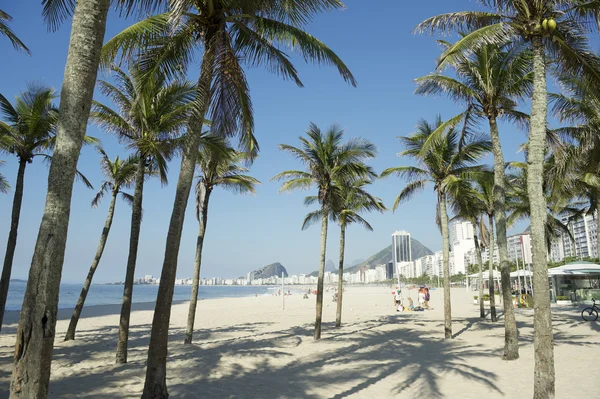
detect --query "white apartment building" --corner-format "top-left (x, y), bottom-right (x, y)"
top-left (550, 210), bottom-right (598, 262)
top-left (449, 220), bottom-right (475, 275)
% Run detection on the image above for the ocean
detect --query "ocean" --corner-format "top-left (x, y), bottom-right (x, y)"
top-left (5, 281), bottom-right (271, 311)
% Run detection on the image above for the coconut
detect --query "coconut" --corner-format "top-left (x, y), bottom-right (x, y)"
top-left (548, 19), bottom-right (557, 31)
top-left (542, 19), bottom-right (548, 30)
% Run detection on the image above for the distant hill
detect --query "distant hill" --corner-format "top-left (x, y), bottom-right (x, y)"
top-left (307, 238), bottom-right (434, 276)
top-left (250, 262), bottom-right (288, 279)
top-left (344, 238), bottom-right (434, 274)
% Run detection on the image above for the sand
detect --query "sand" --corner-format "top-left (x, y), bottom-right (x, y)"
top-left (0, 286), bottom-right (595, 398)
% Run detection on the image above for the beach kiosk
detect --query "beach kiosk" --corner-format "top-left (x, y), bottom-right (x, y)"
top-left (548, 261), bottom-right (600, 303)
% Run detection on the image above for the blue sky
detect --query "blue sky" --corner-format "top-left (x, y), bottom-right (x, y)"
top-left (0, 0), bottom-right (530, 283)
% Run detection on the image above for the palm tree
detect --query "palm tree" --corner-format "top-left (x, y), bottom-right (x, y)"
top-left (8, 0), bottom-right (129, 394)
top-left (184, 139), bottom-right (259, 344)
top-left (506, 160), bottom-right (577, 251)
top-left (273, 123), bottom-right (376, 340)
top-left (303, 178), bottom-right (385, 328)
top-left (381, 116), bottom-right (491, 339)
top-left (472, 172), bottom-right (499, 322)
top-left (90, 65), bottom-right (195, 364)
top-left (449, 183), bottom-right (488, 319)
top-left (415, 3), bottom-right (600, 394)
top-left (415, 43), bottom-right (529, 355)
top-left (551, 77), bottom-right (600, 261)
top-left (0, 9), bottom-right (29, 53)
top-left (0, 85), bottom-right (58, 333)
top-left (102, 2), bottom-right (357, 395)
top-left (64, 149), bottom-right (137, 341)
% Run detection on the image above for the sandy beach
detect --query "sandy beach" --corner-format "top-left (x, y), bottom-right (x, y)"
top-left (0, 286), bottom-right (595, 398)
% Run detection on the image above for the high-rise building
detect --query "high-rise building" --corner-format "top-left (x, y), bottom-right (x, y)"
top-left (450, 220), bottom-right (474, 247)
top-left (449, 220), bottom-right (474, 275)
top-left (392, 230), bottom-right (412, 279)
top-left (392, 230), bottom-right (412, 262)
top-left (507, 234), bottom-right (533, 265)
top-left (550, 210), bottom-right (598, 262)
top-left (386, 261), bottom-right (394, 280)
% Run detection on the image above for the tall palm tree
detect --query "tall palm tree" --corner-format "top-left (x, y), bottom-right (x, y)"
top-left (381, 116), bottom-right (491, 339)
top-left (8, 0), bottom-right (135, 395)
top-left (449, 183), bottom-right (488, 319)
top-left (273, 123), bottom-right (376, 340)
top-left (332, 179), bottom-right (384, 327)
top-left (415, 43), bottom-right (529, 355)
top-left (102, 2), bottom-right (357, 395)
top-left (415, 3), bottom-right (600, 394)
top-left (0, 86), bottom-right (59, 333)
top-left (471, 172), bottom-right (499, 322)
top-left (64, 149), bottom-right (137, 341)
top-left (303, 178), bottom-right (385, 328)
top-left (90, 65), bottom-right (195, 364)
top-left (184, 139), bottom-right (259, 344)
top-left (0, 9), bottom-right (29, 53)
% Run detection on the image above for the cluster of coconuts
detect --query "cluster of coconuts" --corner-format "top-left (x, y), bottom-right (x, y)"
top-left (542, 18), bottom-right (557, 33)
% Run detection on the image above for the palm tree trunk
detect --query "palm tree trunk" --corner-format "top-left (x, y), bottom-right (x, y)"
top-left (472, 221), bottom-right (484, 319)
top-left (529, 34), bottom-right (555, 399)
top-left (64, 190), bottom-right (118, 341)
top-left (184, 187), bottom-right (211, 344)
top-left (439, 192), bottom-right (452, 338)
top-left (115, 156), bottom-right (145, 364)
top-left (10, 1), bottom-right (110, 397)
top-left (141, 48), bottom-right (214, 399)
top-left (314, 207), bottom-right (329, 340)
top-left (488, 115), bottom-right (519, 358)
top-left (487, 214), bottom-right (497, 322)
top-left (0, 160), bottom-right (26, 331)
top-left (335, 223), bottom-right (345, 328)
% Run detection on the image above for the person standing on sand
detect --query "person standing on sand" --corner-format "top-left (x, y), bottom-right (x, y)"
top-left (423, 288), bottom-right (431, 310)
top-left (393, 288), bottom-right (402, 308)
top-left (418, 287), bottom-right (426, 306)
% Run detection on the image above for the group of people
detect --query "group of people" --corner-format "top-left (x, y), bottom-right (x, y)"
top-left (393, 286), bottom-right (432, 312)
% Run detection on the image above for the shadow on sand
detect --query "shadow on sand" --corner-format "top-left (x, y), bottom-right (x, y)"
top-left (0, 315), bottom-right (510, 398)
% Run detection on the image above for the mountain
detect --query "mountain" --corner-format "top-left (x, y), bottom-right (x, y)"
top-left (307, 238), bottom-right (434, 276)
top-left (250, 262), bottom-right (288, 279)
top-left (345, 238), bottom-right (434, 273)
top-left (325, 259), bottom-right (336, 272)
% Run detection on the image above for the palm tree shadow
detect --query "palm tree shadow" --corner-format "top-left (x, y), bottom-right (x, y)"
top-left (0, 316), bottom-right (504, 398)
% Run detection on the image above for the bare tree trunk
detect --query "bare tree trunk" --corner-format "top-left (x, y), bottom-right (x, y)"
top-left (65, 191), bottom-right (118, 341)
top-left (487, 214), bottom-right (497, 322)
top-left (530, 34), bottom-right (555, 399)
top-left (0, 160), bottom-right (26, 331)
top-left (184, 186), bottom-right (211, 344)
top-left (115, 156), bottom-right (145, 364)
top-left (472, 221), bottom-right (485, 319)
top-left (315, 207), bottom-right (328, 340)
top-left (10, 1), bottom-right (110, 396)
top-left (335, 223), bottom-right (345, 328)
top-left (488, 115), bottom-right (519, 358)
top-left (141, 48), bottom-right (213, 399)
top-left (439, 192), bottom-right (452, 338)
